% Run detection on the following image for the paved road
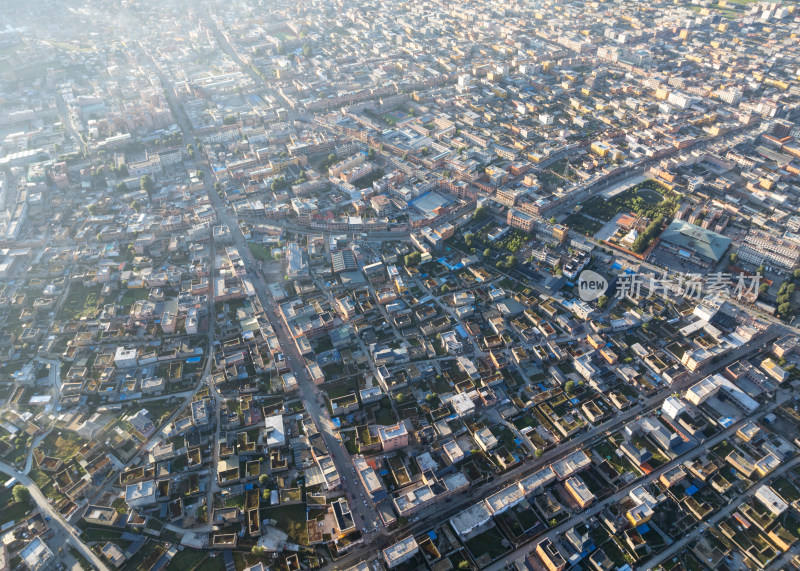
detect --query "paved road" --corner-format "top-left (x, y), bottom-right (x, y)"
top-left (573, 230), bottom-right (800, 336)
top-left (79, 51), bottom-right (224, 522)
top-left (216, 194), bottom-right (384, 536)
top-left (323, 327), bottom-right (778, 570)
top-left (54, 91), bottom-right (87, 154)
top-left (85, 242), bottom-right (217, 512)
top-left (0, 460), bottom-right (109, 571)
top-left (156, 59), bottom-right (385, 540)
top-left (158, 81), bottom-right (786, 566)
top-left (645, 454), bottom-right (800, 570)
top-left (484, 398), bottom-right (791, 571)
top-left (767, 532), bottom-right (800, 570)
top-left (149, 36), bottom-right (790, 570)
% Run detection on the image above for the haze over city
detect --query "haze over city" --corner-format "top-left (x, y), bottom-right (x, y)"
top-left (0, 1), bottom-right (800, 570)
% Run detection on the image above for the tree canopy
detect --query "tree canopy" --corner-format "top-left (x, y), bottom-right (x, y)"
top-left (12, 485), bottom-right (29, 503)
top-left (404, 251), bottom-right (421, 267)
top-left (140, 175), bottom-right (155, 194)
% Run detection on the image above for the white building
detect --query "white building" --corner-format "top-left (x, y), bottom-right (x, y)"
top-left (19, 537), bottom-right (55, 571)
top-left (382, 536), bottom-right (419, 568)
top-left (125, 480), bottom-right (156, 508)
top-left (114, 346), bottom-right (138, 368)
top-left (264, 414), bottom-right (286, 449)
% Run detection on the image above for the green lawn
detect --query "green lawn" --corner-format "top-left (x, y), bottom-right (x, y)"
top-left (121, 288), bottom-right (151, 306)
top-left (0, 500), bottom-right (31, 526)
top-left (324, 378), bottom-right (358, 399)
top-left (464, 527), bottom-right (508, 560)
top-left (578, 180), bottom-right (677, 223)
top-left (196, 556), bottom-right (226, 571)
top-left (224, 494), bottom-right (244, 508)
top-left (39, 431), bottom-right (87, 461)
top-left (262, 503), bottom-right (308, 545)
top-left (374, 398), bottom-right (397, 425)
top-left (564, 213), bottom-right (604, 237)
top-left (81, 526), bottom-right (123, 542)
top-left (123, 540), bottom-right (165, 570)
top-left (248, 242), bottom-right (273, 262)
top-left (143, 400), bottom-right (178, 426)
top-left (166, 548), bottom-right (207, 571)
top-left (0, 42), bottom-right (23, 56)
top-left (59, 283), bottom-right (103, 320)
top-left (28, 466), bottom-right (65, 504)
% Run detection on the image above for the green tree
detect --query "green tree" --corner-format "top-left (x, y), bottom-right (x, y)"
top-left (464, 232), bottom-right (475, 246)
top-left (12, 485), bottom-right (29, 503)
top-left (251, 546), bottom-right (266, 555)
top-left (140, 175), bottom-right (155, 194)
top-left (757, 264), bottom-right (765, 275)
top-left (483, 248), bottom-right (491, 258)
top-left (302, 44), bottom-right (312, 57)
top-left (259, 474), bottom-right (269, 486)
top-left (214, 182), bottom-right (222, 192)
top-left (195, 170), bottom-right (204, 180)
top-left (564, 380), bottom-right (575, 394)
top-left (631, 215), bottom-right (665, 254)
top-left (794, 268), bottom-right (800, 280)
top-left (404, 251), bottom-right (421, 266)
top-left (131, 200), bottom-right (141, 213)
top-left (271, 176), bottom-right (287, 191)
top-left (473, 205), bottom-right (487, 220)
top-left (549, 217), bottom-right (557, 224)
top-left (759, 283), bottom-right (770, 294)
top-left (597, 295), bottom-right (608, 309)
top-left (779, 302), bottom-right (792, 317)
top-left (116, 182), bottom-right (127, 193)
top-left (729, 252), bottom-right (738, 263)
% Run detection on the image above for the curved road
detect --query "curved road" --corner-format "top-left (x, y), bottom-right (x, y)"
top-left (0, 460), bottom-right (109, 571)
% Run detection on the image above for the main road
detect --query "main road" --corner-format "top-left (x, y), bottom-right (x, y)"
top-left (321, 327), bottom-right (780, 570)
top-left (644, 454), bottom-right (800, 571)
top-left (155, 59), bottom-right (384, 538)
top-left (149, 40), bottom-right (791, 570)
top-left (157, 58), bottom-right (786, 564)
top-left (483, 396), bottom-right (794, 571)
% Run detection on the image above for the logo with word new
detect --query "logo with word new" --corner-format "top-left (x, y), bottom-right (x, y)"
top-left (577, 270), bottom-right (608, 302)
